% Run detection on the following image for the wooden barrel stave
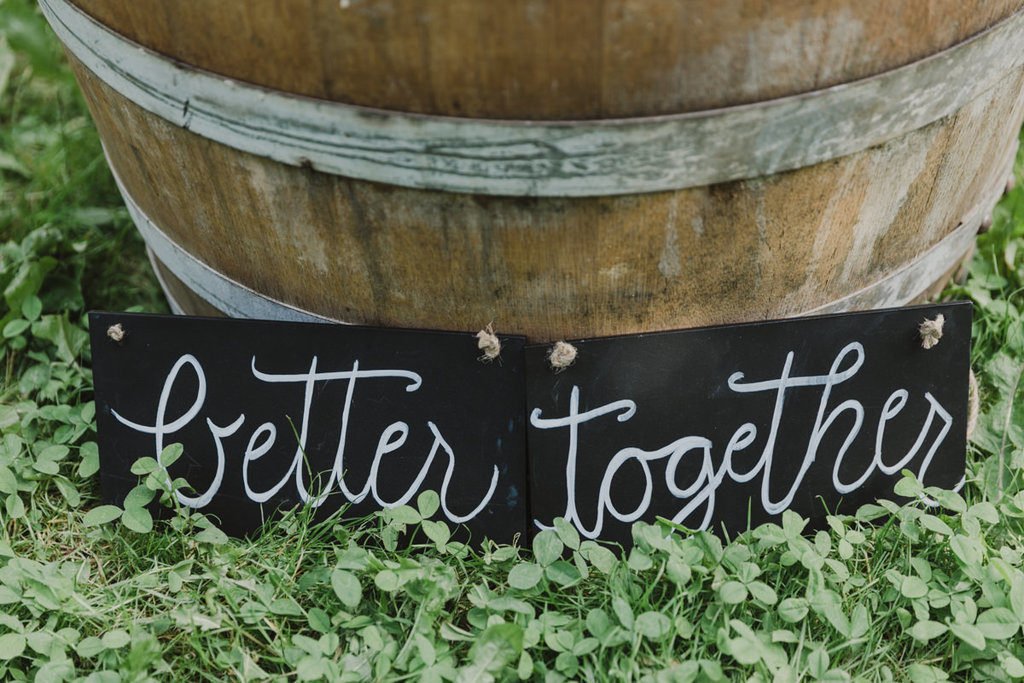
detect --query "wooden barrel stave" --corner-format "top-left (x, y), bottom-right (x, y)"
top-left (68, 51), bottom-right (1024, 340)
top-left (70, 0), bottom-right (1023, 118)
top-left (41, 0), bottom-right (1024, 340)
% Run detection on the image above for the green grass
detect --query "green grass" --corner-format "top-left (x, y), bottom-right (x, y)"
top-left (3, 2), bottom-right (1024, 680)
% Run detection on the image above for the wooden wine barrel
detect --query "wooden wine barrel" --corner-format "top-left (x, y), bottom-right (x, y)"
top-left (41, 0), bottom-right (1024, 340)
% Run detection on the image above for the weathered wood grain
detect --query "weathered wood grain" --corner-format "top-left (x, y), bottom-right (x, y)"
top-left (41, 0), bottom-right (1024, 196)
top-left (125, 166), bottom-right (1003, 327)
top-left (69, 55), bottom-right (1024, 340)
top-left (69, 0), bottom-right (1023, 119)
top-left (45, 1), bottom-right (1024, 340)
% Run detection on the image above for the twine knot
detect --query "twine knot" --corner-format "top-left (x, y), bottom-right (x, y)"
top-left (107, 323), bottom-right (126, 342)
top-left (548, 341), bottom-right (578, 371)
top-left (475, 323), bottom-right (501, 362)
top-left (919, 314), bottom-right (944, 350)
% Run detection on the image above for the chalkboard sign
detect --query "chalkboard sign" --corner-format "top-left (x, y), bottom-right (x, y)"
top-left (89, 313), bottom-right (529, 543)
top-left (526, 303), bottom-right (971, 545)
top-left (91, 303), bottom-right (971, 547)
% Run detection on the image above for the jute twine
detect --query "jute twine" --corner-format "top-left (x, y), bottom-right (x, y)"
top-left (548, 341), bottom-right (577, 372)
top-left (919, 314), bottom-right (944, 350)
top-left (107, 323), bottom-right (125, 342)
top-left (476, 323), bottom-right (501, 362)
top-left (966, 368), bottom-right (979, 441)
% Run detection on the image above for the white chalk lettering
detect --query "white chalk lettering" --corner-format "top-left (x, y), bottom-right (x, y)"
top-left (531, 342), bottom-right (955, 537)
top-left (111, 354), bottom-right (497, 522)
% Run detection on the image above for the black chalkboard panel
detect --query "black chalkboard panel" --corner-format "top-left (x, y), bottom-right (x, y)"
top-left (525, 303), bottom-right (971, 546)
top-left (89, 312), bottom-right (529, 544)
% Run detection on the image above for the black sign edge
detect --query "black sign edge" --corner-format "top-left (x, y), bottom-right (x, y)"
top-left (86, 310), bottom-right (529, 345)
top-left (521, 300), bottom-right (973, 349)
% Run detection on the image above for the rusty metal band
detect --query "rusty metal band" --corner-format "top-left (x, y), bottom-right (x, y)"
top-left (106, 159), bottom-right (335, 324)
top-left (41, 0), bottom-right (1024, 197)
top-left (110, 153), bottom-right (1005, 331)
top-left (145, 249), bottom-right (185, 316)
